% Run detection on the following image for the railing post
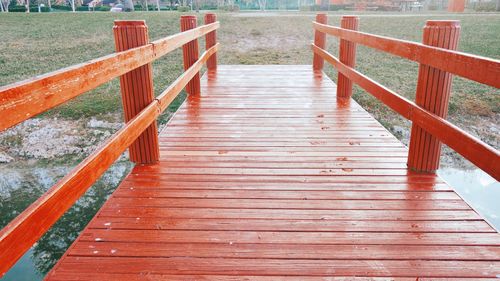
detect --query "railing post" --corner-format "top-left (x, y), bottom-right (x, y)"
top-left (448, 0), bottom-right (465, 12)
top-left (113, 20), bottom-right (159, 164)
top-left (180, 15), bottom-right (201, 95)
top-left (204, 13), bottom-right (217, 70)
top-left (312, 13), bottom-right (327, 71)
top-left (336, 15), bottom-right (359, 99)
top-left (408, 20), bottom-right (461, 173)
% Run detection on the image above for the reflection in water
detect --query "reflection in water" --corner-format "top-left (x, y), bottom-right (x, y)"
top-left (438, 167), bottom-right (500, 232)
top-left (0, 160), bottom-right (132, 280)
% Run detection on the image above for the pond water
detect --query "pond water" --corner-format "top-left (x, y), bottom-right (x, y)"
top-left (438, 167), bottom-right (500, 232)
top-left (0, 163), bottom-right (498, 280)
top-left (0, 160), bottom-right (132, 281)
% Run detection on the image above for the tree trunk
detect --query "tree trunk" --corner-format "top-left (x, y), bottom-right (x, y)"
top-left (26, 0), bottom-right (29, 13)
top-left (496, 0), bottom-right (500, 11)
top-left (47, 0), bottom-right (51, 8)
top-left (0, 0), bottom-right (4, 12)
top-left (71, 0), bottom-right (75, 11)
top-left (145, 0), bottom-right (148, 11)
top-left (156, 0), bottom-right (160, 10)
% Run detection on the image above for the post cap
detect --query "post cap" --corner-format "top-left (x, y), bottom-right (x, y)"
top-left (113, 20), bottom-right (146, 27)
top-left (425, 20), bottom-right (460, 28)
top-left (180, 15), bottom-right (197, 20)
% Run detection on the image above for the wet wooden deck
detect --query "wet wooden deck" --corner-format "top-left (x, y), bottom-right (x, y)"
top-left (46, 65), bottom-right (500, 280)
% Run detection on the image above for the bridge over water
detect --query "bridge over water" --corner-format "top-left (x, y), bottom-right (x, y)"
top-left (1, 13), bottom-right (499, 280)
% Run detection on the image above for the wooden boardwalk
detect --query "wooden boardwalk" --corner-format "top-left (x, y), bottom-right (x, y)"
top-left (46, 65), bottom-right (500, 280)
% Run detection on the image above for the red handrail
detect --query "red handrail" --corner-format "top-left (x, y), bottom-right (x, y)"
top-left (312, 15), bottom-right (500, 180)
top-left (0, 21), bottom-right (219, 132)
top-left (313, 21), bottom-right (500, 88)
top-left (0, 16), bottom-right (219, 276)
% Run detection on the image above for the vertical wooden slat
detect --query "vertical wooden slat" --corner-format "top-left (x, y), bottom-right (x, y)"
top-left (312, 13), bottom-right (327, 71)
top-left (180, 15), bottom-right (201, 95)
top-left (113, 20), bottom-right (160, 164)
top-left (408, 20), bottom-right (461, 173)
top-left (336, 15), bottom-right (359, 99)
top-left (204, 13), bottom-right (217, 70)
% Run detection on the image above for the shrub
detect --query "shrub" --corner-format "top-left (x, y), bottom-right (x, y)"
top-left (76, 6), bottom-right (90, 11)
top-left (8, 5), bottom-right (27, 12)
top-left (133, 4), bottom-right (156, 10)
top-left (96, 5), bottom-right (110, 11)
top-left (33, 6), bottom-right (50, 12)
top-left (51, 4), bottom-right (72, 10)
top-left (177, 5), bottom-right (190, 12)
top-left (8, 5), bottom-right (50, 12)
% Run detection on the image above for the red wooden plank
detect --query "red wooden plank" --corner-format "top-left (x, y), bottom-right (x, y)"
top-left (70, 242), bottom-right (500, 260)
top-left (107, 197), bottom-right (471, 210)
top-left (87, 218), bottom-right (492, 233)
top-left (98, 207), bottom-right (481, 221)
top-left (0, 22), bottom-right (219, 132)
top-left (112, 189), bottom-right (460, 200)
top-left (49, 257), bottom-right (500, 277)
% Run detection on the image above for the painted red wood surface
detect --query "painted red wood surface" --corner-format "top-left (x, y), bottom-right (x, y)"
top-left (312, 13), bottom-right (327, 70)
top-left (0, 22), bottom-right (219, 132)
top-left (46, 65), bottom-right (500, 280)
top-left (336, 16), bottom-right (358, 99)
top-left (113, 20), bottom-right (160, 164)
top-left (407, 20), bottom-right (460, 173)
top-left (180, 15), bottom-right (201, 95)
top-left (204, 13), bottom-right (217, 70)
top-left (0, 37), bottom-right (218, 277)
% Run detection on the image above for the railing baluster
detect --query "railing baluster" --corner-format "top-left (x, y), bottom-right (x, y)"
top-left (336, 15), bottom-right (359, 99)
top-left (204, 13), bottom-right (218, 70)
top-left (113, 20), bottom-right (160, 164)
top-left (408, 20), bottom-right (461, 173)
top-left (180, 15), bottom-right (201, 95)
top-left (312, 13), bottom-right (327, 71)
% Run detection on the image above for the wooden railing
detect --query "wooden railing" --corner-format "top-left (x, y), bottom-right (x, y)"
top-left (312, 14), bottom-right (500, 181)
top-left (0, 14), bottom-right (219, 276)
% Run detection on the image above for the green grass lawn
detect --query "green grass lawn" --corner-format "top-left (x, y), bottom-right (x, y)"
top-left (0, 11), bottom-right (498, 151)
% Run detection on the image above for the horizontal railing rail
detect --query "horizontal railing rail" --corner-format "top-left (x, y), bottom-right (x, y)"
top-left (0, 21), bottom-right (219, 132)
top-left (0, 15), bottom-right (219, 276)
top-left (313, 21), bottom-right (500, 89)
top-left (311, 14), bottom-right (499, 181)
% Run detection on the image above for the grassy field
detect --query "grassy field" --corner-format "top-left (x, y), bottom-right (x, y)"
top-left (0, 11), bottom-right (498, 164)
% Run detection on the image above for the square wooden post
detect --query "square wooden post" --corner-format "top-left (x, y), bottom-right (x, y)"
top-left (180, 15), bottom-right (201, 95)
top-left (336, 15), bottom-right (359, 99)
top-left (113, 20), bottom-right (160, 164)
top-left (407, 20), bottom-right (461, 173)
top-left (312, 13), bottom-right (327, 71)
top-left (204, 13), bottom-right (217, 70)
